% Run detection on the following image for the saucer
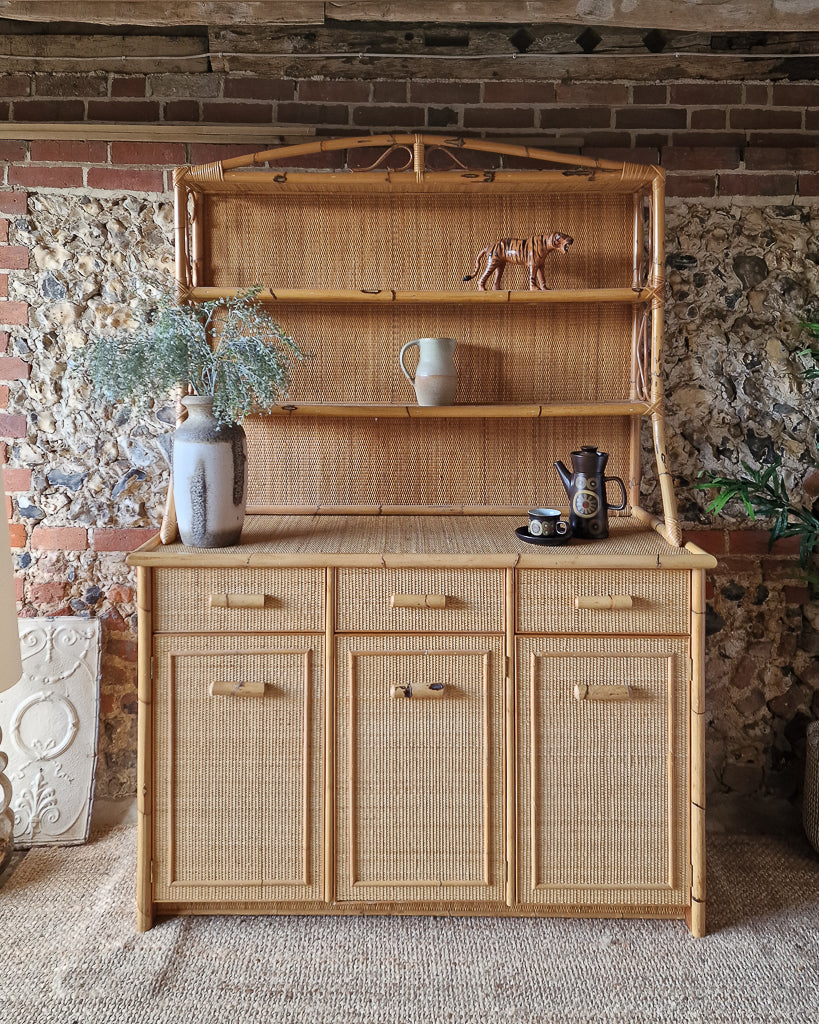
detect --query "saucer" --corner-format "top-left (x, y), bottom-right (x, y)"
top-left (514, 525), bottom-right (572, 546)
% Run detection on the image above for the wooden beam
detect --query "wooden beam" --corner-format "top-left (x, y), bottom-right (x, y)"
top-left (2, 0), bottom-right (819, 32)
top-left (0, 123), bottom-right (314, 144)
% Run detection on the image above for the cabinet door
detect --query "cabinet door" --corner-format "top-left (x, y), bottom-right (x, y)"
top-left (152, 634), bottom-right (324, 906)
top-left (516, 636), bottom-right (690, 911)
top-left (335, 634), bottom-right (506, 906)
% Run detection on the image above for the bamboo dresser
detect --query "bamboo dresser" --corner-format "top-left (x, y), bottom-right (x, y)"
top-left (128, 136), bottom-right (716, 937)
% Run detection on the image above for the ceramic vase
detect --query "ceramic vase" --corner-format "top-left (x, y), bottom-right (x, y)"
top-left (172, 396), bottom-right (247, 548)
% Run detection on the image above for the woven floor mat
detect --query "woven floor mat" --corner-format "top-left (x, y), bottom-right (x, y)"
top-left (0, 825), bottom-right (817, 1024)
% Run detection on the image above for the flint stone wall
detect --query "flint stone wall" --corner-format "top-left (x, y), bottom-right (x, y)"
top-left (6, 189), bottom-right (819, 829)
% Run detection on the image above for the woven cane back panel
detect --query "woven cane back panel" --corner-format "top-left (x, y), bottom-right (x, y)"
top-left (204, 192), bottom-right (635, 293)
top-left (153, 633), bottom-right (324, 904)
top-left (516, 636), bottom-right (689, 907)
top-left (517, 569), bottom-right (690, 635)
top-left (264, 303), bottom-right (634, 406)
top-left (152, 567), bottom-right (324, 632)
top-left (245, 415), bottom-right (631, 511)
top-left (336, 567), bottom-right (505, 633)
top-left (335, 633), bottom-right (505, 904)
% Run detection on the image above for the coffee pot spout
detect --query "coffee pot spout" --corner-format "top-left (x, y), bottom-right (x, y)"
top-left (554, 460), bottom-right (572, 495)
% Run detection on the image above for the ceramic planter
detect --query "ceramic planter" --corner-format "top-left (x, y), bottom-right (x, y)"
top-left (172, 396), bottom-right (247, 547)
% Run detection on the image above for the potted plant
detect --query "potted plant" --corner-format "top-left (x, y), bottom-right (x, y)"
top-left (81, 286), bottom-right (302, 547)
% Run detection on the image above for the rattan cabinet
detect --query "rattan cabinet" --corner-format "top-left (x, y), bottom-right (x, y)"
top-left (129, 137), bottom-right (715, 936)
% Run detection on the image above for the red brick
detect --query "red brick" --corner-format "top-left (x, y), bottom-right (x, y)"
top-left (719, 172), bottom-right (797, 196)
top-left (224, 78), bottom-right (294, 101)
top-left (0, 74), bottom-right (31, 98)
top-left (616, 107), bottom-right (687, 130)
top-left (783, 584), bottom-right (811, 605)
top-left (0, 192), bottom-right (27, 216)
top-left (484, 81), bottom-right (556, 104)
top-left (728, 530), bottom-right (801, 555)
top-left (34, 72), bottom-right (106, 97)
top-left (0, 384), bottom-right (8, 408)
top-left (690, 109), bottom-right (727, 130)
top-left (0, 142), bottom-right (26, 163)
top-left (761, 557), bottom-right (806, 582)
top-left (9, 166), bottom-right (83, 188)
top-left (164, 100), bottom-right (200, 121)
top-left (372, 81), bottom-right (407, 103)
top-left (462, 106), bottom-right (534, 130)
top-left (0, 331), bottom-right (7, 353)
top-left (299, 79), bottom-right (371, 102)
top-left (201, 101), bottom-right (275, 123)
top-left (86, 168), bottom-right (166, 192)
top-left (665, 173), bottom-right (717, 198)
top-left (576, 131), bottom-right (634, 149)
top-left (352, 104), bottom-right (425, 128)
top-left (411, 81), bottom-right (481, 105)
top-left (729, 108), bottom-right (802, 130)
top-left (29, 140), bottom-right (108, 164)
top-left (749, 131), bottom-right (819, 147)
top-left (631, 85), bottom-right (668, 105)
top-left (670, 83), bottom-right (743, 106)
top-left (28, 582), bottom-right (68, 606)
top-left (8, 523), bottom-right (26, 548)
top-left (684, 529), bottom-right (726, 556)
top-left (278, 101), bottom-right (352, 125)
top-left (14, 99), bottom-right (85, 120)
top-left (110, 141), bottom-right (187, 166)
top-left (92, 527), bottom-right (158, 551)
top-left (31, 526), bottom-right (88, 551)
top-left (705, 579), bottom-right (715, 600)
top-left (87, 99), bottom-right (161, 121)
top-left (772, 84), bottom-right (819, 106)
top-left (808, 110), bottom-right (819, 131)
top-left (663, 147), bottom-right (740, 171)
top-left (541, 106), bottom-right (611, 129)
top-left (0, 413), bottom-right (26, 436)
top-left (711, 555), bottom-right (764, 576)
top-left (107, 584), bottom-right (135, 604)
top-left (111, 76), bottom-right (147, 98)
top-left (744, 84), bottom-right (769, 105)
top-left (14, 576), bottom-right (23, 601)
top-left (799, 173), bottom-right (819, 197)
top-left (671, 131), bottom-right (746, 147)
top-left (0, 246), bottom-right (28, 270)
top-left (0, 221), bottom-right (7, 246)
top-left (745, 147), bottom-right (819, 171)
top-left (0, 277), bottom-right (6, 300)
top-left (0, 302), bottom-right (28, 326)
top-left (1, 467), bottom-right (30, 491)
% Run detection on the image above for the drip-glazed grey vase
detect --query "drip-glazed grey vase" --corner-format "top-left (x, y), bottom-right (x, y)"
top-left (172, 396), bottom-right (247, 548)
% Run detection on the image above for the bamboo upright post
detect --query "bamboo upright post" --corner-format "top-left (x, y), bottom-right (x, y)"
top-left (688, 568), bottom-right (707, 937)
top-left (136, 566), bottom-right (154, 932)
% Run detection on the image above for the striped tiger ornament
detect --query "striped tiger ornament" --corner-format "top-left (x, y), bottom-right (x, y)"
top-left (463, 231), bottom-right (574, 291)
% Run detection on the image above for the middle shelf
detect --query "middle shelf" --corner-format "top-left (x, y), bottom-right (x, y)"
top-left (264, 401), bottom-right (652, 418)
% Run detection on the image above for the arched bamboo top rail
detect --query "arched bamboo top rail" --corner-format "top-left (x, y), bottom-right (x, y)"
top-left (182, 133), bottom-right (663, 194)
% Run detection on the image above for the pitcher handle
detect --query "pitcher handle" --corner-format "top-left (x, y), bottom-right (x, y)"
top-left (605, 476), bottom-right (628, 511)
top-left (399, 339), bottom-right (419, 385)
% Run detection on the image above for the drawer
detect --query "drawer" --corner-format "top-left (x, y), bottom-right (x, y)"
top-left (153, 567), bottom-right (325, 633)
top-left (516, 568), bottom-right (689, 635)
top-left (336, 567), bottom-right (504, 633)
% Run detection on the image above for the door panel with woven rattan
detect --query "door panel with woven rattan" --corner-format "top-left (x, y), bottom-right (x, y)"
top-left (515, 636), bottom-right (690, 909)
top-left (153, 634), bottom-right (324, 905)
top-left (335, 634), bottom-right (505, 906)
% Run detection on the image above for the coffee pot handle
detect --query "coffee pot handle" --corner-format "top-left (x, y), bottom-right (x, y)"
top-left (605, 476), bottom-right (628, 511)
top-left (399, 339), bottom-right (419, 385)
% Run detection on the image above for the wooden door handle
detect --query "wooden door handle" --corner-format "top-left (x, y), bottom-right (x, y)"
top-left (390, 593), bottom-right (448, 609)
top-left (209, 593), bottom-right (266, 609)
top-left (574, 683), bottom-right (632, 702)
top-left (574, 595), bottom-right (633, 610)
top-left (390, 682), bottom-right (446, 700)
top-left (209, 680), bottom-right (265, 698)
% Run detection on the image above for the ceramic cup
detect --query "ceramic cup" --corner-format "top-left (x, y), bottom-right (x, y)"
top-left (528, 508), bottom-right (570, 538)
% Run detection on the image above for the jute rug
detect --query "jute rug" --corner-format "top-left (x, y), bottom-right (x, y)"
top-left (0, 825), bottom-right (817, 1024)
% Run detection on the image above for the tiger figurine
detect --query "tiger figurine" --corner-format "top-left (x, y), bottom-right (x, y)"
top-left (463, 231), bottom-right (574, 291)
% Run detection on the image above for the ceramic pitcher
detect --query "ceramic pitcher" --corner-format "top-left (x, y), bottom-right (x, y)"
top-left (399, 337), bottom-right (457, 406)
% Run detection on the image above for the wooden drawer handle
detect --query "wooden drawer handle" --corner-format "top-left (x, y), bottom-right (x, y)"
top-left (390, 682), bottom-right (446, 700)
top-left (574, 595), bottom-right (633, 611)
top-left (209, 593), bottom-right (265, 609)
top-left (574, 683), bottom-right (632, 702)
top-left (390, 593), bottom-right (448, 609)
top-left (209, 680), bottom-right (265, 698)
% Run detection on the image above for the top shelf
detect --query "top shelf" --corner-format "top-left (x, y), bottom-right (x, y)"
top-left (188, 287), bottom-right (653, 305)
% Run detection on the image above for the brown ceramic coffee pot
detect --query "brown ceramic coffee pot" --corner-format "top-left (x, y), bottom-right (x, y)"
top-left (554, 445), bottom-right (627, 539)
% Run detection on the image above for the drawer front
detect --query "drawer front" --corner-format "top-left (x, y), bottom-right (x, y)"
top-left (336, 567), bottom-right (505, 633)
top-left (517, 568), bottom-right (689, 635)
top-left (516, 635), bottom-right (690, 908)
top-left (153, 567), bottom-right (325, 633)
top-left (152, 633), bottom-right (324, 905)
